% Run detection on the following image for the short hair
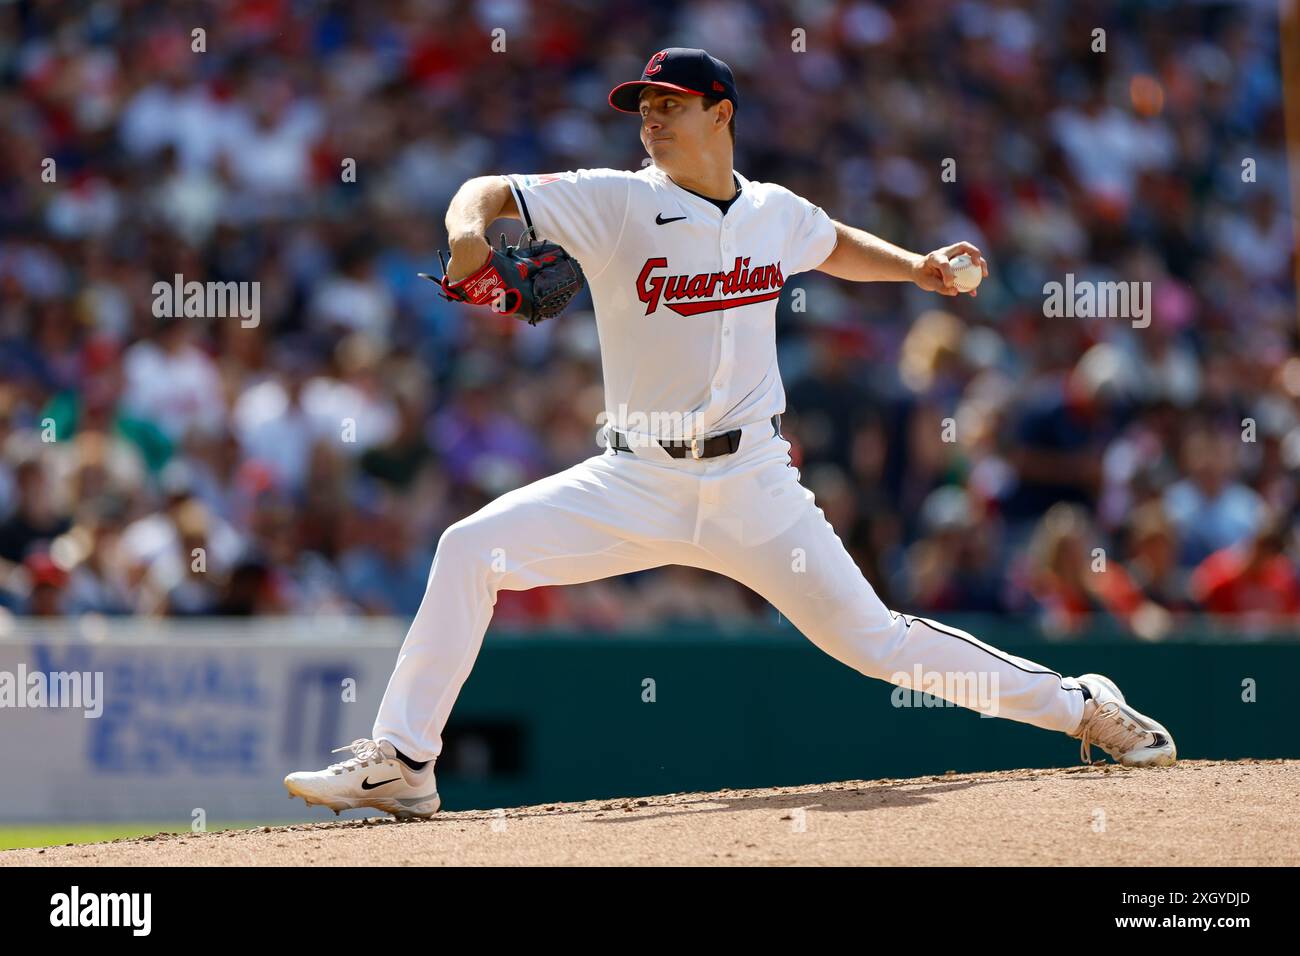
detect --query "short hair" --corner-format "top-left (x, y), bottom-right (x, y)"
top-left (700, 94), bottom-right (736, 144)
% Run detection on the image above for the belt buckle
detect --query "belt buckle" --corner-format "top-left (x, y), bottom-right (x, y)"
top-left (689, 436), bottom-right (704, 460)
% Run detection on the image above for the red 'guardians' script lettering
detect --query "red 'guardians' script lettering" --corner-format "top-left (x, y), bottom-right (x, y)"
top-left (635, 257), bottom-right (785, 316)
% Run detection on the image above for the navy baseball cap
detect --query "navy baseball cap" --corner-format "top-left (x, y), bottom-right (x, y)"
top-left (608, 48), bottom-right (739, 114)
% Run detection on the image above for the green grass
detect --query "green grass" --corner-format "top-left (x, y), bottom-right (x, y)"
top-left (0, 822), bottom-right (288, 851)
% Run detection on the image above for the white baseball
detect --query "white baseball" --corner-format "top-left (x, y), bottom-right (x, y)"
top-left (949, 253), bottom-right (982, 293)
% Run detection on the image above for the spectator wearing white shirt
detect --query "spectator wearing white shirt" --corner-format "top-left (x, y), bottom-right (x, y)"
top-left (307, 242), bottom-right (396, 341)
top-left (122, 318), bottom-right (226, 443)
top-left (233, 349), bottom-right (320, 495)
top-left (299, 333), bottom-right (398, 457)
top-left (219, 76), bottom-right (322, 197)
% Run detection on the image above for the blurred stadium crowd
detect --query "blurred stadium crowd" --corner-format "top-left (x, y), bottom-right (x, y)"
top-left (0, 0), bottom-right (1295, 637)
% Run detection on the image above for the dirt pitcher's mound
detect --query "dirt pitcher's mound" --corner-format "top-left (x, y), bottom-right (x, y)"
top-left (4, 759), bottom-right (1296, 866)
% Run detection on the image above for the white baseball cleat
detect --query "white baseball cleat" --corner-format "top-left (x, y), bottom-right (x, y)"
top-left (284, 738), bottom-right (441, 819)
top-left (1069, 673), bottom-right (1177, 767)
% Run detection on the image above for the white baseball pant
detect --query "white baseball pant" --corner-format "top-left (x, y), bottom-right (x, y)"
top-left (373, 417), bottom-right (1087, 761)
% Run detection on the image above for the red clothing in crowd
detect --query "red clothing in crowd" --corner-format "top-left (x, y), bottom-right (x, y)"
top-left (1190, 547), bottom-right (1300, 614)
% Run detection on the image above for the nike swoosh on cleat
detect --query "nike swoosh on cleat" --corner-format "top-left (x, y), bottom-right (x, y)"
top-left (1149, 733), bottom-right (1169, 748)
top-left (361, 776), bottom-right (400, 790)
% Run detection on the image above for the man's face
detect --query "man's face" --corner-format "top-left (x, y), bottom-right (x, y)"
top-left (639, 89), bottom-right (728, 165)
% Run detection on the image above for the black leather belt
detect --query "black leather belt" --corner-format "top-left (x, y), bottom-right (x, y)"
top-left (611, 415), bottom-right (782, 459)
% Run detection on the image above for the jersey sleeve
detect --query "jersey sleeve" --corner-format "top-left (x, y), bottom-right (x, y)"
top-left (503, 168), bottom-right (633, 277)
top-left (783, 188), bottom-right (839, 275)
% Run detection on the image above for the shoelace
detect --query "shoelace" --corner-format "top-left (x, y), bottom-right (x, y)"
top-left (328, 738), bottom-right (388, 773)
top-left (1078, 701), bottom-right (1150, 763)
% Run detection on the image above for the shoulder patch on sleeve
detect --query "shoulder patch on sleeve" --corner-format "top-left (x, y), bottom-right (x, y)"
top-left (519, 172), bottom-right (577, 188)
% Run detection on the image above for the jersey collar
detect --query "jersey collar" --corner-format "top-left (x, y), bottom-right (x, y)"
top-left (647, 164), bottom-right (749, 207)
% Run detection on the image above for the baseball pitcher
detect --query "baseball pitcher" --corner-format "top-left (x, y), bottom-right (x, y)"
top-left (285, 48), bottom-right (1176, 819)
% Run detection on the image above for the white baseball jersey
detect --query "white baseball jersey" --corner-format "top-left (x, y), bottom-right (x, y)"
top-left (505, 165), bottom-right (839, 441)
top-left (366, 164), bottom-right (1094, 774)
